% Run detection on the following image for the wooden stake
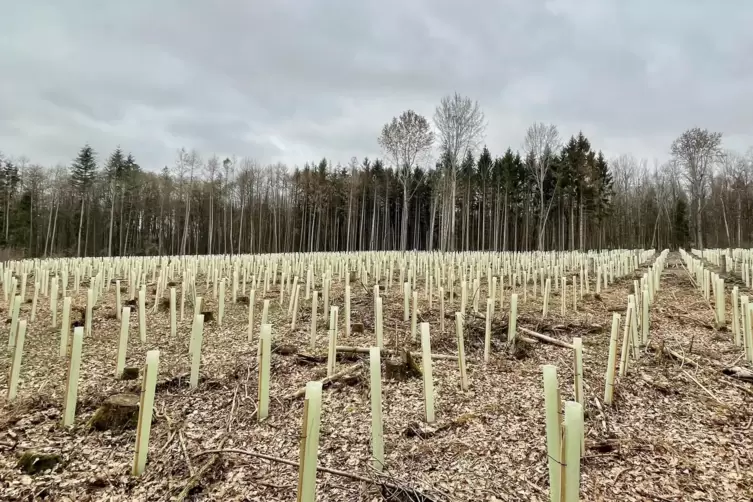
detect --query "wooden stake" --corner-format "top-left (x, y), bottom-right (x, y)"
top-left (420, 323), bottom-right (436, 423)
top-left (573, 338), bottom-right (583, 408)
top-left (309, 291), bottom-right (318, 351)
top-left (439, 286), bottom-right (445, 333)
top-left (344, 285), bottom-right (351, 339)
top-left (138, 287), bottom-right (146, 343)
top-left (455, 312), bottom-right (468, 391)
top-left (62, 327), bottom-right (84, 427)
top-left (116, 306), bottom-right (131, 378)
top-left (732, 287), bottom-right (740, 346)
top-left (716, 277), bottom-right (725, 326)
top-left (411, 290), bottom-right (418, 342)
top-left (168, 287), bottom-right (176, 337)
top-left (30, 283), bottom-right (38, 322)
top-left (180, 280), bottom-right (186, 322)
top-left (60, 297), bottom-right (71, 357)
top-left (369, 347), bottom-right (384, 471)
top-left (619, 303), bottom-right (633, 376)
top-left (542, 365), bottom-right (561, 502)
top-left (190, 315), bottom-right (205, 388)
top-left (258, 323), bottom-right (272, 421)
top-left (641, 289), bottom-right (649, 345)
top-left (7, 320), bottom-right (27, 401)
top-left (8, 295), bottom-right (20, 350)
top-left (50, 280), bottom-right (58, 328)
top-left (291, 284), bottom-right (301, 330)
top-left (376, 296), bottom-right (384, 349)
top-left (115, 279), bottom-right (122, 321)
top-left (508, 293), bottom-right (518, 342)
top-left (604, 313), bottom-right (620, 405)
top-left (483, 298), bottom-right (493, 363)
top-left (327, 306), bottom-right (339, 377)
top-left (218, 279), bottom-right (225, 326)
top-left (133, 350), bottom-right (160, 476)
top-left (747, 304), bottom-right (753, 363)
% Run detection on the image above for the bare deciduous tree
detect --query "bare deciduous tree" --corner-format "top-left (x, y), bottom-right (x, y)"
top-left (433, 93), bottom-right (486, 251)
top-left (378, 110), bottom-right (434, 251)
top-left (523, 122), bottom-right (561, 250)
top-left (671, 127), bottom-right (723, 249)
top-left (205, 155), bottom-right (220, 254)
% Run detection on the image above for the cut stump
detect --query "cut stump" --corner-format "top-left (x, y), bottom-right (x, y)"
top-left (120, 367), bottom-right (139, 380)
top-left (88, 393), bottom-right (140, 431)
top-left (17, 451), bottom-right (62, 475)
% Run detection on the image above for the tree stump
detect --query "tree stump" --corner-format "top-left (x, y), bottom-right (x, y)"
top-left (157, 297), bottom-right (170, 312)
top-left (17, 450), bottom-right (62, 474)
top-left (200, 311), bottom-right (214, 323)
top-left (352, 322), bottom-right (364, 333)
top-left (385, 358), bottom-right (409, 381)
top-left (273, 344), bottom-right (298, 355)
top-left (385, 350), bottom-right (422, 381)
top-left (88, 393), bottom-right (140, 431)
top-left (120, 367), bottom-right (139, 380)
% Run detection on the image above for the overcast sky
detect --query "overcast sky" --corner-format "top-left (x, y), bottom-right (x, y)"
top-left (2, 0), bottom-right (753, 170)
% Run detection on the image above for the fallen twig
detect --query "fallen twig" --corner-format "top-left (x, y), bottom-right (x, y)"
top-left (284, 363), bottom-right (363, 400)
top-left (337, 345), bottom-right (458, 361)
top-left (682, 370), bottom-right (725, 406)
top-left (518, 327), bottom-right (576, 350)
top-left (192, 447), bottom-right (372, 484)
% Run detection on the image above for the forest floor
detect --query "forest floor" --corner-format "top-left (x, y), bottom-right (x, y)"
top-left (0, 253), bottom-right (751, 501)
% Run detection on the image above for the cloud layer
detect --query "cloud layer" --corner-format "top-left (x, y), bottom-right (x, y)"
top-left (2, 0), bottom-right (752, 169)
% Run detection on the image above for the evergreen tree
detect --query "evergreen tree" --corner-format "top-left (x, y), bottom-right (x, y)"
top-left (71, 145), bottom-right (97, 193)
top-left (71, 144), bottom-right (97, 256)
top-left (591, 151), bottom-right (613, 248)
top-left (476, 146), bottom-right (493, 248)
top-left (673, 197), bottom-right (691, 249)
top-left (0, 159), bottom-right (20, 244)
top-left (105, 147), bottom-right (125, 180)
top-left (460, 150), bottom-right (475, 249)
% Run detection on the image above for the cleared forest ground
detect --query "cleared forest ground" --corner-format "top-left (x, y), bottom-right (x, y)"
top-left (0, 252), bottom-right (751, 501)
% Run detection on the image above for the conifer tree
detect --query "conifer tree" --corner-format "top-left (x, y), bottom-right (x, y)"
top-left (71, 144), bottom-right (97, 256)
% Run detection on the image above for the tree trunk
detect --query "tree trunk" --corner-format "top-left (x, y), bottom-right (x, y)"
top-left (696, 197), bottom-right (704, 249)
top-left (400, 184), bottom-right (409, 251)
top-left (76, 196), bottom-right (85, 257)
top-left (43, 194), bottom-right (54, 257)
top-left (579, 199), bottom-right (586, 251)
top-left (107, 183), bottom-right (116, 257)
top-left (208, 190), bottom-right (214, 254)
top-left (50, 197), bottom-right (59, 256)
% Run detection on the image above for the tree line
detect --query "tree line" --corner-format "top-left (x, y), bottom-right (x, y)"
top-left (0, 93), bottom-right (749, 258)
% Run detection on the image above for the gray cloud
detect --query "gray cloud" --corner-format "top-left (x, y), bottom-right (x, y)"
top-left (2, 0), bottom-right (752, 170)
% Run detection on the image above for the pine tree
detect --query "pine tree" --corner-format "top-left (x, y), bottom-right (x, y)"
top-left (105, 147), bottom-right (125, 180)
top-left (592, 151), bottom-right (613, 248)
top-left (477, 146), bottom-right (492, 249)
top-left (1, 159), bottom-right (20, 244)
top-left (460, 150), bottom-right (475, 250)
top-left (71, 144), bottom-right (97, 256)
top-left (104, 148), bottom-right (124, 256)
top-left (71, 145), bottom-right (97, 193)
top-left (674, 197), bottom-right (691, 249)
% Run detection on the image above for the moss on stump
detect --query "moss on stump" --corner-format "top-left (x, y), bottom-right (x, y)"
top-left (17, 451), bottom-right (62, 474)
top-left (88, 393), bottom-right (140, 431)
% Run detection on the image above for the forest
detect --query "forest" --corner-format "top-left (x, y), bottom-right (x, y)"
top-left (0, 93), bottom-right (748, 258)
